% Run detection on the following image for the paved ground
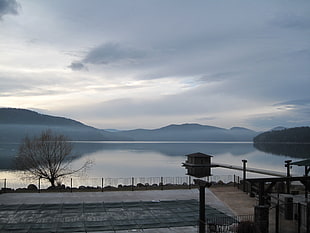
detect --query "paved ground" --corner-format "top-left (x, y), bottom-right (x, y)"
top-left (0, 187), bottom-right (255, 232)
top-left (209, 185), bottom-right (257, 216)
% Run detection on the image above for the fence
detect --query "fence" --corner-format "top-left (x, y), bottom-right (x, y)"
top-left (203, 215), bottom-right (254, 233)
top-left (269, 194), bottom-right (310, 233)
top-left (234, 175), bottom-right (310, 233)
top-left (0, 174), bottom-right (234, 192)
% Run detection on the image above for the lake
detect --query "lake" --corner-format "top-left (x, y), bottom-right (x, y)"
top-left (0, 141), bottom-right (308, 188)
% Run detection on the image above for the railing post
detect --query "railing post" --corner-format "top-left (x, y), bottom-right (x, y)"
top-left (38, 178), bottom-right (41, 193)
top-left (242, 160), bottom-right (247, 192)
top-left (131, 177), bottom-right (134, 191)
top-left (189, 176), bottom-right (191, 189)
top-left (101, 178), bottom-right (104, 192)
top-left (70, 178), bottom-right (73, 192)
top-left (4, 178), bottom-right (6, 192)
top-left (161, 177), bottom-right (163, 190)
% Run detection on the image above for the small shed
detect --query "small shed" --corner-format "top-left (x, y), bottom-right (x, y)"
top-left (183, 152), bottom-right (213, 178)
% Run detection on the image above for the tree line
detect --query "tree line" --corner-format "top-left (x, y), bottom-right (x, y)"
top-left (253, 127), bottom-right (310, 143)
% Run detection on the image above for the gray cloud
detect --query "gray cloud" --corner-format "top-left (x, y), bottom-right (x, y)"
top-left (270, 13), bottom-right (310, 30)
top-left (2, 1), bottom-right (310, 130)
top-left (0, 0), bottom-right (20, 20)
top-left (274, 99), bottom-right (310, 107)
top-left (83, 42), bottom-right (146, 65)
top-left (68, 62), bottom-right (88, 71)
top-left (246, 99), bottom-right (310, 130)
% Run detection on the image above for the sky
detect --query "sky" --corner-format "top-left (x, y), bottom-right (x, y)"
top-left (0, 0), bottom-right (310, 131)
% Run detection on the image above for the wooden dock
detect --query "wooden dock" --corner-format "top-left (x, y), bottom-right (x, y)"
top-left (212, 163), bottom-right (287, 177)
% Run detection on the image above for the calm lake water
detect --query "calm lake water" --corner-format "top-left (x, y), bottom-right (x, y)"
top-left (0, 141), bottom-right (307, 185)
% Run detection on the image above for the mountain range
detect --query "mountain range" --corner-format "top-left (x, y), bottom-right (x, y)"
top-left (0, 108), bottom-right (259, 142)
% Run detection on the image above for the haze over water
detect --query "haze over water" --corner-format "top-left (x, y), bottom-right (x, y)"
top-left (0, 141), bottom-right (306, 188)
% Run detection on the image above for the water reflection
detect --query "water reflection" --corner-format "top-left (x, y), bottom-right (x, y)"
top-left (71, 141), bottom-right (256, 157)
top-left (0, 142), bottom-right (307, 179)
top-left (254, 143), bottom-right (310, 158)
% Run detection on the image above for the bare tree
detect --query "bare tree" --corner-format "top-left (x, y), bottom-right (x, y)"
top-left (15, 130), bottom-right (89, 187)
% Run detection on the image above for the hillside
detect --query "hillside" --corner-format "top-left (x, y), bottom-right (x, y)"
top-left (1, 108), bottom-right (259, 142)
top-left (0, 108), bottom-right (117, 142)
top-left (253, 127), bottom-right (310, 143)
top-left (113, 123), bottom-right (258, 141)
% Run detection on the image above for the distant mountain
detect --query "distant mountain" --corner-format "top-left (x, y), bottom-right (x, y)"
top-left (113, 123), bottom-right (258, 141)
top-left (253, 126), bottom-right (310, 143)
top-left (1, 108), bottom-right (259, 142)
top-left (0, 108), bottom-right (119, 142)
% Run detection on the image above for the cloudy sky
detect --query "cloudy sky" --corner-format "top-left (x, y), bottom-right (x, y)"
top-left (1, 0), bottom-right (309, 130)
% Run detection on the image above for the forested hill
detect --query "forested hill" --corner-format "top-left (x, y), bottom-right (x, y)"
top-left (112, 124), bottom-right (259, 141)
top-left (0, 108), bottom-right (87, 127)
top-left (253, 127), bottom-right (310, 143)
top-left (1, 108), bottom-right (259, 142)
top-left (0, 108), bottom-right (117, 142)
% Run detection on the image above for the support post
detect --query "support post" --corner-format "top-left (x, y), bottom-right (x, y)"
top-left (307, 202), bottom-right (310, 233)
top-left (298, 203), bottom-right (301, 233)
top-left (131, 177), bottom-right (134, 191)
top-left (285, 160), bottom-right (292, 194)
top-left (194, 179), bottom-right (211, 233)
top-left (258, 182), bottom-right (265, 205)
top-left (255, 205), bottom-right (269, 233)
top-left (242, 160), bottom-right (247, 192)
top-left (161, 176), bottom-right (163, 190)
top-left (38, 178), bottom-right (41, 193)
top-left (305, 166), bottom-right (308, 199)
top-left (70, 178), bottom-right (73, 193)
top-left (101, 178), bottom-right (104, 192)
top-left (275, 203), bottom-right (279, 233)
top-left (199, 184), bottom-right (205, 233)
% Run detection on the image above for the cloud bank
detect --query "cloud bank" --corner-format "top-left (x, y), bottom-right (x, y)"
top-left (1, 0), bottom-right (309, 130)
top-left (0, 0), bottom-right (19, 20)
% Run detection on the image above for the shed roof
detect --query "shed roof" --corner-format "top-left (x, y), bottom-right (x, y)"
top-left (291, 159), bottom-right (310, 166)
top-left (185, 152), bottom-right (213, 158)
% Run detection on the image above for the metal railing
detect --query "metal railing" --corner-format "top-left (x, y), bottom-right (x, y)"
top-left (204, 215), bottom-right (254, 233)
top-left (0, 174), bottom-right (234, 192)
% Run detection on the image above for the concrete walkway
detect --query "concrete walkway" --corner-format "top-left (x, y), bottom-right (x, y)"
top-left (210, 185), bottom-right (257, 216)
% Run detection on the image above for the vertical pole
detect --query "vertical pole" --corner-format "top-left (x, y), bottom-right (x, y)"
top-left (285, 160), bottom-right (292, 194)
top-left (307, 202), bottom-right (310, 233)
top-left (189, 176), bottom-right (191, 189)
top-left (298, 203), bottom-right (301, 233)
top-left (234, 174), bottom-right (236, 187)
top-left (131, 177), bottom-right (134, 191)
top-left (38, 178), bottom-right (41, 193)
top-left (4, 178), bottom-right (6, 190)
top-left (305, 166), bottom-right (308, 199)
top-left (199, 184), bottom-right (206, 233)
top-left (70, 178), bottom-right (73, 193)
top-left (242, 160), bottom-right (247, 192)
top-left (275, 203), bottom-right (279, 233)
top-left (101, 178), bottom-right (104, 192)
top-left (259, 182), bottom-right (265, 205)
top-left (161, 177), bottom-right (163, 190)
